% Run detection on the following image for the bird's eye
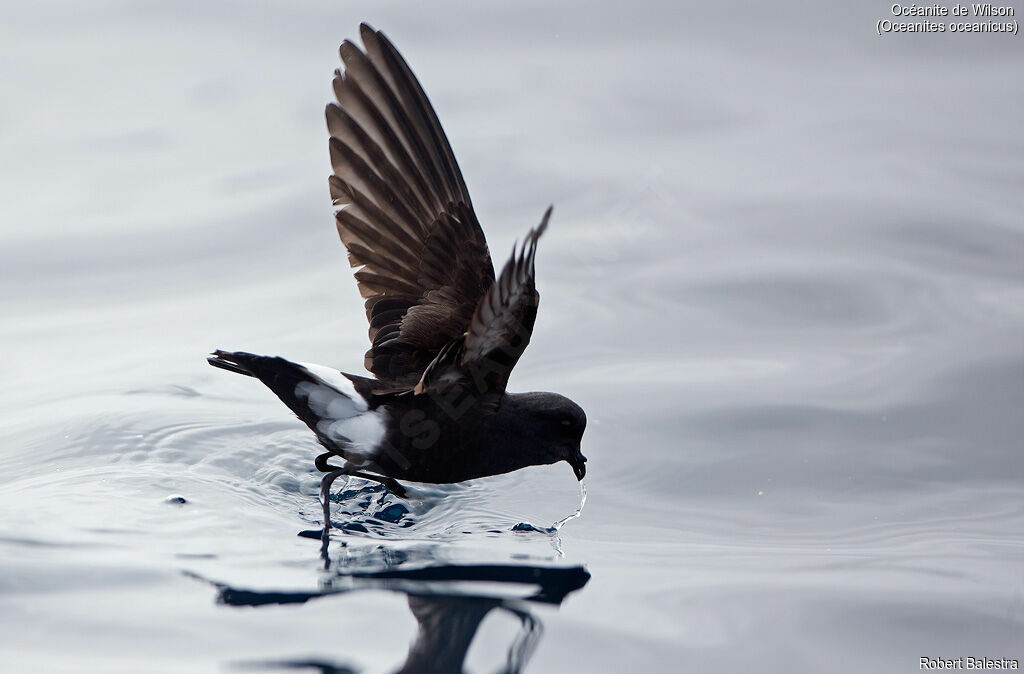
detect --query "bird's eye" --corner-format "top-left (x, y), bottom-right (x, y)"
top-left (561, 419), bottom-right (572, 427)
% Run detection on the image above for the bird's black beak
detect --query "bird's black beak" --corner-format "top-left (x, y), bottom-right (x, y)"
top-left (568, 450), bottom-right (587, 481)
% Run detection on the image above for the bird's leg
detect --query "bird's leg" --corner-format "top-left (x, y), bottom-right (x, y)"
top-left (315, 450), bottom-right (408, 504)
top-left (320, 468), bottom-right (348, 533)
top-left (315, 449), bottom-right (344, 473)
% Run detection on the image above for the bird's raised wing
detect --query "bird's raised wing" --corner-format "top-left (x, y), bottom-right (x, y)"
top-left (415, 209), bottom-right (550, 397)
top-left (328, 24), bottom-right (494, 383)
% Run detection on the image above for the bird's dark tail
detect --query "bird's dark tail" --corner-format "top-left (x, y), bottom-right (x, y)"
top-left (207, 350), bottom-right (258, 377)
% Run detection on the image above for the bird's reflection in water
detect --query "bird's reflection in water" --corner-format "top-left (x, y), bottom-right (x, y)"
top-left (205, 543), bottom-right (589, 674)
top-left (399, 594), bottom-right (538, 673)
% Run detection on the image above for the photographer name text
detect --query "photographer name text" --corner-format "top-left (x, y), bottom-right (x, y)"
top-left (920, 657), bottom-right (1020, 670)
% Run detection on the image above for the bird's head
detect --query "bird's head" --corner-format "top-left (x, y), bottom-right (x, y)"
top-left (508, 392), bottom-right (588, 480)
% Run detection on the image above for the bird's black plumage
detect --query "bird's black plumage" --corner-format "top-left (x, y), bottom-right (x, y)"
top-left (209, 24), bottom-right (587, 513)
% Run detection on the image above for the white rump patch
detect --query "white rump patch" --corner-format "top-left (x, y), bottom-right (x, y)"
top-left (293, 363), bottom-right (367, 423)
top-left (297, 362), bottom-right (368, 411)
top-left (293, 361), bottom-right (384, 467)
top-left (316, 411), bottom-right (388, 466)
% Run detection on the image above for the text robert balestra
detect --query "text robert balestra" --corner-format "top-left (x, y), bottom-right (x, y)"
top-left (921, 657), bottom-right (1020, 670)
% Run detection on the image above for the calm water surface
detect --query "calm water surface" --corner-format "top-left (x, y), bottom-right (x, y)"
top-left (2, 2), bottom-right (1023, 672)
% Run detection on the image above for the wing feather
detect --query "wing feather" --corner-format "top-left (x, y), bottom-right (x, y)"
top-left (328, 24), bottom-right (494, 382)
top-left (416, 208), bottom-right (552, 396)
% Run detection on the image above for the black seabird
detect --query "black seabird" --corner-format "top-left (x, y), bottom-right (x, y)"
top-left (208, 24), bottom-right (587, 526)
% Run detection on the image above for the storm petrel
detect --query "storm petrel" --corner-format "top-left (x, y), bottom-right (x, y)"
top-left (208, 24), bottom-right (587, 526)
